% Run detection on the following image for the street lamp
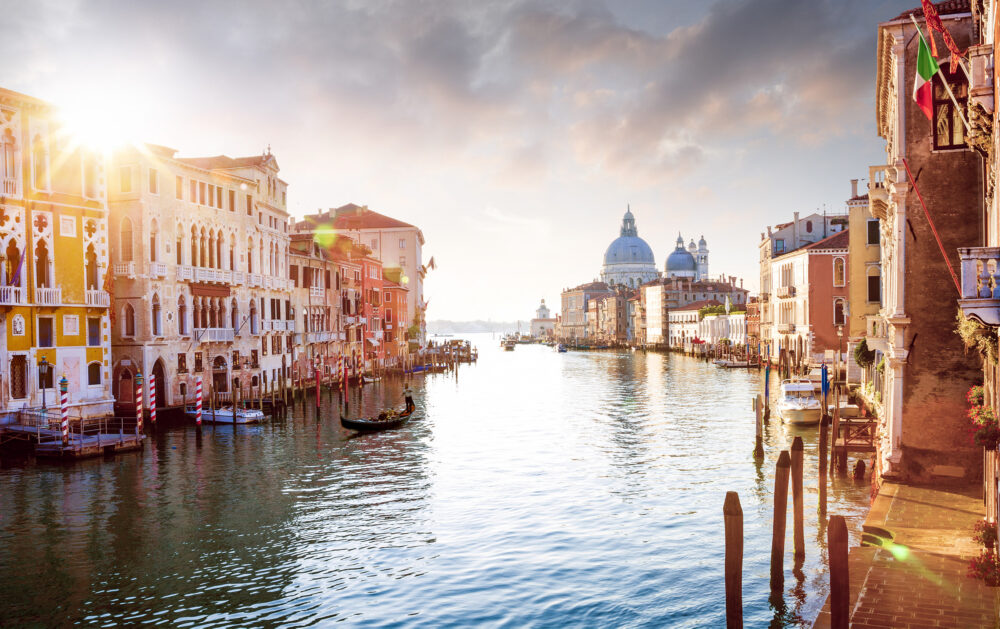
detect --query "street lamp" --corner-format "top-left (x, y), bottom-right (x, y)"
top-left (38, 356), bottom-right (50, 410)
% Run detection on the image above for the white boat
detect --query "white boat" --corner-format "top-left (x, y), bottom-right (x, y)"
top-left (184, 405), bottom-right (266, 424)
top-left (714, 359), bottom-right (750, 368)
top-left (777, 380), bottom-right (822, 425)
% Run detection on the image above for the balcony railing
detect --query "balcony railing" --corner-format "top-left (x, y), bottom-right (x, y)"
top-left (0, 286), bottom-right (24, 305)
top-left (310, 286), bottom-right (325, 299)
top-left (969, 44), bottom-right (994, 115)
top-left (175, 265), bottom-right (193, 281)
top-left (149, 262), bottom-right (168, 278)
top-left (776, 322), bottom-right (795, 334)
top-left (85, 289), bottom-right (109, 307)
top-left (759, 293), bottom-right (770, 303)
top-left (868, 165), bottom-right (894, 219)
top-left (195, 327), bottom-right (235, 343)
top-left (959, 247), bottom-right (1000, 325)
top-left (113, 261), bottom-right (135, 278)
top-left (3, 177), bottom-right (17, 197)
top-left (35, 287), bottom-right (61, 306)
top-left (249, 273), bottom-right (263, 287)
top-left (776, 286), bottom-right (795, 299)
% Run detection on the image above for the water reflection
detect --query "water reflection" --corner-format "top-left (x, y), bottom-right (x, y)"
top-left (0, 336), bottom-right (871, 627)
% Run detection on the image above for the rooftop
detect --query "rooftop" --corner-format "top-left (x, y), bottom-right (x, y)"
top-left (892, 0), bottom-right (970, 21)
top-left (673, 299), bottom-right (723, 312)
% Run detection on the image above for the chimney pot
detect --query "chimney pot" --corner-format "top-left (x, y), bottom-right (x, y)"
top-left (851, 178), bottom-right (859, 198)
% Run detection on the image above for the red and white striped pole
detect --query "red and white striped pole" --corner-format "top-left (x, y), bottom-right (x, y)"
top-left (148, 373), bottom-right (157, 425)
top-left (135, 372), bottom-right (144, 433)
top-left (59, 375), bottom-right (69, 446)
top-left (195, 376), bottom-right (203, 426)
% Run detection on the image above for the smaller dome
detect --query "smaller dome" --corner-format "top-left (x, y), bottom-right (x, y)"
top-left (698, 235), bottom-right (707, 246)
top-left (666, 249), bottom-right (697, 272)
top-left (687, 240), bottom-right (697, 252)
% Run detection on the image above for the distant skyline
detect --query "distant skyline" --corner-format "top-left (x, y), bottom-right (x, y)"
top-left (3, 0), bottom-right (916, 320)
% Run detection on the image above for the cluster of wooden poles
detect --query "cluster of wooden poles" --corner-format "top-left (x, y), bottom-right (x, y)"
top-left (724, 394), bottom-right (851, 629)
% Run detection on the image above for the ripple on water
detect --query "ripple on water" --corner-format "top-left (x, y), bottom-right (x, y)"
top-left (0, 336), bottom-right (871, 627)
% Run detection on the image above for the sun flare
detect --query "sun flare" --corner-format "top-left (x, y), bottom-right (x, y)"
top-left (57, 89), bottom-right (145, 152)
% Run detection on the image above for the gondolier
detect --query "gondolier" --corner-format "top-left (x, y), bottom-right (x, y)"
top-left (404, 385), bottom-right (415, 413)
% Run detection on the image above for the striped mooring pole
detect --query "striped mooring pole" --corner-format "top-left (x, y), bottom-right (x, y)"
top-left (59, 375), bottom-right (69, 446)
top-left (195, 376), bottom-right (203, 426)
top-left (148, 373), bottom-right (157, 425)
top-left (135, 372), bottom-right (144, 433)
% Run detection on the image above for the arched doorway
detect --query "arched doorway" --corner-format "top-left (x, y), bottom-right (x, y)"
top-left (212, 355), bottom-right (228, 393)
top-left (118, 367), bottom-right (134, 403)
top-left (151, 359), bottom-right (167, 408)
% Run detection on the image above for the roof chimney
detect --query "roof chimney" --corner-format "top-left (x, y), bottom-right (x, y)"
top-left (851, 179), bottom-right (858, 198)
top-left (792, 211), bottom-right (800, 249)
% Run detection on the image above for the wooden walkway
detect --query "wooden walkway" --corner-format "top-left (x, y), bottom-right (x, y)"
top-left (0, 417), bottom-right (144, 459)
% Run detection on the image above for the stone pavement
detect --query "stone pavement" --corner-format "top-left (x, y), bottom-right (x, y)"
top-left (814, 482), bottom-right (1000, 628)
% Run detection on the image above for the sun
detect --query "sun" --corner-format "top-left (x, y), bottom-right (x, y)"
top-left (57, 89), bottom-right (146, 153)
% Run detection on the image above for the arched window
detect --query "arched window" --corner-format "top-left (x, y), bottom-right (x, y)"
top-left (87, 362), bottom-right (102, 386)
top-left (190, 225), bottom-right (198, 266)
top-left (149, 218), bottom-right (158, 262)
top-left (216, 233), bottom-right (222, 270)
top-left (833, 298), bottom-right (846, 326)
top-left (120, 217), bottom-right (133, 262)
top-left (806, 220), bottom-right (813, 234)
top-left (229, 234), bottom-right (235, 270)
top-left (151, 294), bottom-right (162, 336)
top-left (199, 228), bottom-right (207, 269)
top-left (10, 355), bottom-right (27, 398)
top-left (124, 303), bottom-right (136, 337)
top-left (867, 266), bottom-right (882, 304)
top-left (34, 239), bottom-right (50, 288)
top-left (2, 129), bottom-right (18, 187)
top-left (833, 257), bottom-right (846, 287)
top-left (247, 237), bottom-right (254, 273)
top-left (32, 133), bottom-right (47, 190)
top-left (178, 294), bottom-right (187, 335)
top-left (208, 230), bottom-right (216, 269)
top-left (231, 298), bottom-right (239, 330)
top-left (85, 244), bottom-right (98, 289)
top-left (176, 227), bottom-right (183, 265)
top-left (250, 300), bottom-right (258, 334)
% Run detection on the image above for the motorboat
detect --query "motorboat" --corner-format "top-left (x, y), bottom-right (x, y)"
top-left (776, 380), bottom-right (822, 425)
top-left (184, 405), bottom-right (266, 424)
top-left (557, 344), bottom-right (568, 353)
top-left (714, 359), bottom-right (750, 368)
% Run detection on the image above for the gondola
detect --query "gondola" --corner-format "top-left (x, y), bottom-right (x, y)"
top-left (340, 407), bottom-right (415, 432)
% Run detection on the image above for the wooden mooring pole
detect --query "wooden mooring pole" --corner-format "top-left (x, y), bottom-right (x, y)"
top-left (753, 395), bottom-right (764, 460)
top-left (770, 450), bottom-right (790, 592)
top-left (724, 491), bottom-right (743, 629)
top-left (819, 414), bottom-right (830, 516)
top-left (828, 514), bottom-right (849, 629)
top-left (791, 437), bottom-right (804, 559)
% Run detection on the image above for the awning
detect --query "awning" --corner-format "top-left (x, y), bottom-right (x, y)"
top-left (366, 338), bottom-right (381, 346)
top-left (190, 283), bottom-right (231, 297)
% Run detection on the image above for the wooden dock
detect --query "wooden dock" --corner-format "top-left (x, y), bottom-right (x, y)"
top-left (0, 411), bottom-right (144, 460)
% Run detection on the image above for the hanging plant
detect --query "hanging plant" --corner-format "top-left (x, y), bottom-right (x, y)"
top-left (973, 520), bottom-right (999, 549)
top-left (968, 550), bottom-right (1000, 586)
top-left (854, 338), bottom-right (876, 369)
top-left (876, 356), bottom-right (886, 373)
top-left (957, 310), bottom-right (999, 364)
top-left (969, 385), bottom-right (986, 408)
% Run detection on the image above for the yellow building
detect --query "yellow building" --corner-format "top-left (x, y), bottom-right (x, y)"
top-left (847, 178), bottom-right (882, 343)
top-left (0, 87), bottom-right (113, 418)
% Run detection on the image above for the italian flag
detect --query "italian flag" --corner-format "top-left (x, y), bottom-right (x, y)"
top-left (913, 31), bottom-right (939, 121)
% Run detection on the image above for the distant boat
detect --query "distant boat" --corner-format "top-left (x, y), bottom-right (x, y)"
top-left (714, 359), bottom-right (749, 368)
top-left (185, 405), bottom-right (266, 424)
top-left (557, 344), bottom-right (568, 353)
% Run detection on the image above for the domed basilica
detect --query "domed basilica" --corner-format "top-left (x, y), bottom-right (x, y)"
top-left (600, 208), bottom-right (710, 287)
top-left (600, 208), bottom-right (659, 288)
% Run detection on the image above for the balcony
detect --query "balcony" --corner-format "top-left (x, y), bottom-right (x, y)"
top-left (0, 286), bottom-right (25, 305)
top-left (149, 262), bottom-right (168, 278)
top-left (344, 316), bottom-right (356, 325)
top-left (85, 289), bottom-right (110, 307)
top-left (776, 322), bottom-right (795, 334)
top-left (196, 327), bottom-right (235, 343)
top-left (969, 44), bottom-right (994, 115)
top-left (309, 286), bottom-right (324, 299)
top-left (868, 165), bottom-right (893, 219)
top-left (776, 286), bottom-right (795, 299)
top-left (758, 293), bottom-right (770, 303)
top-left (959, 247), bottom-right (1000, 325)
top-left (35, 287), bottom-right (61, 306)
top-left (249, 273), bottom-right (263, 287)
top-left (3, 177), bottom-right (17, 197)
top-left (175, 265), bottom-right (193, 281)
top-left (113, 261), bottom-right (136, 278)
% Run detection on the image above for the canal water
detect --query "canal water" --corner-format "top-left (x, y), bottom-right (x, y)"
top-left (0, 334), bottom-right (871, 627)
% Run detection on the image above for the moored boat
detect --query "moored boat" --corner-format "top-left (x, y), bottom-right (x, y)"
top-left (557, 344), bottom-right (568, 353)
top-left (777, 380), bottom-right (822, 425)
top-left (184, 405), bottom-right (266, 424)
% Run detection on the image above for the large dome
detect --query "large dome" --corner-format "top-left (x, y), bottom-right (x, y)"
top-left (604, 235), bottom-right (655, 265)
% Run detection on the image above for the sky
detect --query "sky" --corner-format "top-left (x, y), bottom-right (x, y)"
top-left (3, 0), bottom-right (918, 321)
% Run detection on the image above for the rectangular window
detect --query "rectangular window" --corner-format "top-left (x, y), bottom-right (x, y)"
top-left (399, 256), bottom-right (406, 267)
top-left (177, 353), bottom-right (187, 373)
top-left (38, 317), bottom-right (54, 347)
top-left (194, 352), bottom-right (203, 372)
top-left (290, 265), bottom-right (299, 286)
top-left (933, 65), bottom-right (968, 150)
top-left (120, 166), bottom-right (132, 193)
top-left (229, 189), bottom-right (235, 212)
top-left (176, 175), bottom-right (184, 200)
top-left (774, 239), bottom-right (784, 254)
top-left (87, 317), bottom-right (101, 346)
top-left (149, 168), bottom-right (158, 194)
top-left (216, 186), bottom-right (222, 208)
top-left (190, 180), bottom-right (196, 202)
top-left (371, 238), bottom-right (378, 250)
top-left (399, 238), bottom-right (405, 249)
top-left (198, 181), bottom-right (206, 205)
top-left (246, 194), bottom-right (253, 216)
top-left (866, 219), bottom-right (879, 245)
top-left (868, 274), bottom-right (881, 303)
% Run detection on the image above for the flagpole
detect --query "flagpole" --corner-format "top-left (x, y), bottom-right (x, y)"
top-left (910, 14), bottom-right (969, 133)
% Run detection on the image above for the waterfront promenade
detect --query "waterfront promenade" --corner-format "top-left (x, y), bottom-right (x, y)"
top-left (813, 482), bottom-right (999, 628)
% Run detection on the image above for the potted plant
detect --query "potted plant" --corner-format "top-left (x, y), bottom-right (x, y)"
top-left (968, 549), bottom-right (1000, 586)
